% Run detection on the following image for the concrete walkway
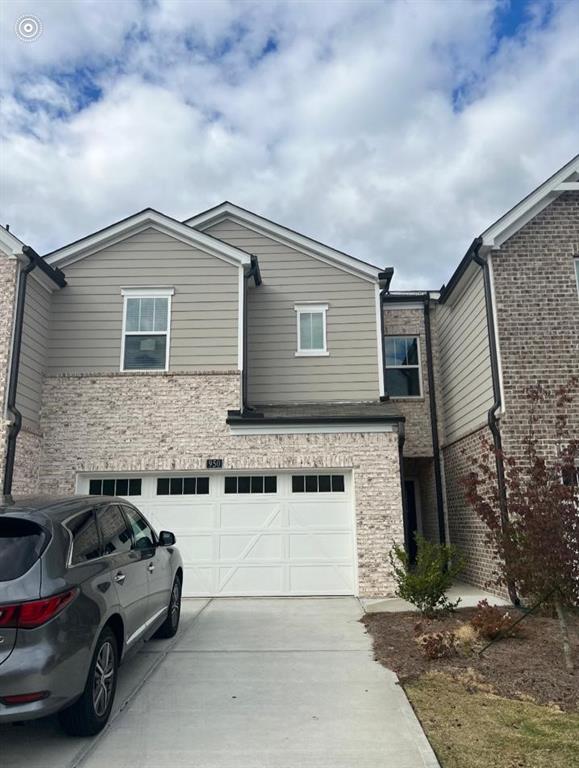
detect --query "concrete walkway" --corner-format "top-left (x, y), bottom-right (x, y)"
top-left (362, 580), bottom-right (510, 613)
top-left (1, 598), bottom-right (439, 767)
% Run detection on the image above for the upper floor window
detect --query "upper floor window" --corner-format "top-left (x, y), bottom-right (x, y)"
top-left (295, 304), bottom-right (328, 356)
top-left (384, 336), bottom-right (422, 398)
top-left (121, 288), bottom-right (174, 371)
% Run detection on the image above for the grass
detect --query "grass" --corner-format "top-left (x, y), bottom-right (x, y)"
top-left (404, 672), bottom-right (579, 768)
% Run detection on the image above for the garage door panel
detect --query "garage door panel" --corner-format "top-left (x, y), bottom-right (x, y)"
top-left (289, 532), bottom-right (353, 560)
top-left (146, 503), bottom-right (216, 530)
top-left (219, 503), bottom-right (282, 529)
top-left (289, 565), bottom-right (355, 593)
top-left (219, 566), bottom-right (284, 594)
top-left (220, 533), bottom-right (283, 561)
top-left (184, 565), bottom-right (215, 594)
top-left (177, 534), bottom-right (214, 562)
top-left (288, 502), bottom-right (352, 529)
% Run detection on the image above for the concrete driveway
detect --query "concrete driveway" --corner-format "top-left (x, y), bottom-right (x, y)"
top-left (0, 598), bottom-right (438, 768)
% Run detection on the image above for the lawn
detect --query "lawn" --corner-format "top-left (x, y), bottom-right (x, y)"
top-left (362, 608), bottom-right (579, 768)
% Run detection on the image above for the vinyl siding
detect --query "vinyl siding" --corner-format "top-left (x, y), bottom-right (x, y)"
top-left (436, 270), bottom-right (494, 445)
top-left (17, 274), bottom-right (51, 429)
top-left (204, 219), bottom-right (379, 403)
top-left (47, 228), bottom-right (239, 374)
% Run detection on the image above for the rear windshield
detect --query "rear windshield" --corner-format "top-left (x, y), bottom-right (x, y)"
top-left (0, 518), bottom-right (48, 581)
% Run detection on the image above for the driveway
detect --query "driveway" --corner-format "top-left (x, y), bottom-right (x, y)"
top-left (0, 598), bottom-right (438, 767)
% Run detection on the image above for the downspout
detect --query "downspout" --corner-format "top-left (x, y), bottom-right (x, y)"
top-left (473, 242), bottom-right (519, 605)
top-left (397, 421), bottom-right (410, 553)
top-left (2, 247), bottom-right (37, 502)
top-left (422, 294), bottom-right (446, 544)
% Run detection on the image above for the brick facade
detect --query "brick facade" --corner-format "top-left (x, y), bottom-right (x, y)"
top-left (12, 427), bottom-right (42, 496)
top-left (38, 371), bottom-right (404, 596)
top-left (443, 426), bottom-right (502, 589)
top-left (383, 306), bottom-right (434, 457)
top-left (0, 255), bottom-right (19, 493)
top-left (493, 191), bottom-right (579, 460)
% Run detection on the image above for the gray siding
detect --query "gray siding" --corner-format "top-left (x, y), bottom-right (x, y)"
top-left (47, 228), bottom-right (239, 374)
top-left (436, 270), bottom-right (494, 445)
top-left (17, 274), bottom-right (51, 429)
top-left (205, 219), bottom-right (379, 403)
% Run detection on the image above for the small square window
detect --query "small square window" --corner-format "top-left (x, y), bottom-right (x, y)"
top-left (89, 479), bottom-right (102, 495)
top-left (318, 475), bottom-right (331, 493)
top-left (305, 476), bottom-right (318, 493)
top-left (129, 479), bottom-right (142, 496)
top-left (197, 477), bottom-right (210, 495)
top-left (183, 477), bottom-right (196, 494)
top-left (224, 477), bottom-right (237, 494)
top-left (264, 476), bottom-right (277, 493)
top-left (238, 476), bottom-right (251, 494)
top-left (102, 479), bottom-right (115, 496)
top-left (157, 478), bottom-right (170, 495)
top-left (170, 477), bottom-right (183, 495)
top-left (115, 478), bottom-right (129, 496)
top-left (292, 476), bottom-right (305, 493)
top-left (251, 476), bottom-right (264, 493)
top-left (331, 475), bottom-right (345, 492)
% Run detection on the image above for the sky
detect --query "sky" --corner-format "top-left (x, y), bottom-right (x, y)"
top-left (0, 0), bottom-right (577, 290)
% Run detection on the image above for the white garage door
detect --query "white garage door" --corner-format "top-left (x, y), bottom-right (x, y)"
top-left (78, 472), bottom-right (357, 597)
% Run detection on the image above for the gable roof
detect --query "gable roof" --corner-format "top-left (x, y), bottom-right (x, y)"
top-left (44, 208), bottom-right (253, 269)
top-left (0, 224), bottom-right (25, 256)
top-left (184, 201), bottom-right (381, 283)
top-left (481, 154), bottom-right (579, 248)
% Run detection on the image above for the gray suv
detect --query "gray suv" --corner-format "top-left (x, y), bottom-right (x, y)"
top-left (0, 496), bottom-right (182, 736)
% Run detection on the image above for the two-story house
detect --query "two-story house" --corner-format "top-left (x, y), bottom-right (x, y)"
top-left (1, 155), bottom-right (577, 598)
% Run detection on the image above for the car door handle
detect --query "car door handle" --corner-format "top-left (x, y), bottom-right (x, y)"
top-left (147, 563), bottom-right (155, 573)
top-left (114, 572), bottom-right (126, 584)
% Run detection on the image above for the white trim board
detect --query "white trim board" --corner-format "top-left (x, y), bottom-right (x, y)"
top-left (228, 422), bottom-right (398, 435)
top-left (184, 203), bottom-right (381, 284)
top-left (44, 210), bottom-right (252, 269)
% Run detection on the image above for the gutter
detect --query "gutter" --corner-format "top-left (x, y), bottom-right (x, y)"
top-left (2, 247), bottom-right (66, 503)
top-left (472, 243), bottom-right (519, 606)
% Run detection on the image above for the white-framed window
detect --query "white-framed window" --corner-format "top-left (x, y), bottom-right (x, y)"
top-left (121, 288), bottom-right (174, 372)
top-left (574, 258), bottom-right (579, 298)
top-left (294, 303), bottom-right (328, 356)
top-left (384, 336), bottom-right (422, 398)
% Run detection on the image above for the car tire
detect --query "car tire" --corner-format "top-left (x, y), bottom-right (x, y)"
top-left (58, 626), bottom-right (118, 737)
top-left (153, 576), bottom-right (182, 639)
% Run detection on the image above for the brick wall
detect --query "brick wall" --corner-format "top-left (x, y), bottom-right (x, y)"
top-left (494, 191), bottom-right (579, 460)
top-left (12, 427), bottom-right (42, 496)
top-left (383, 306), bottom-right (433, 456)
top-left (38, 371), bottom-right (404, 596)
top-left (443, 426), bottom-right (502, 590)
top-left (0, 255), bottom-right (19, 492)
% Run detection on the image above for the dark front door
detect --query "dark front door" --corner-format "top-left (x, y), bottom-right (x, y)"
top-left (404, 480), bottom-right (418, 564)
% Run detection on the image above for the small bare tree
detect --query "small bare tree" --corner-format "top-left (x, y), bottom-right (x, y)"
top-left (462, 378), bottom-right (578, 673)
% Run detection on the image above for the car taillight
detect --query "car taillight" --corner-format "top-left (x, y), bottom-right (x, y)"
top-left (0, 589), bottom-right (78, 629)
top-left (1, 691), bottom-right (49, 705)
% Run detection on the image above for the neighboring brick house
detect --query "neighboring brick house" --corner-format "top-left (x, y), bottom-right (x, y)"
top-left (1, 156), bottom-right (577, 597)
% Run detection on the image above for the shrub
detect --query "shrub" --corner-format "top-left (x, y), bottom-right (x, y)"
top-left (417, 631), bottom-right (457, 660)
top-left (389, 534), bottom-right (465, 616)
top-left (453, 622), bottom-right (479, 654)
top-left (470, 600), bottom-right (522, 640)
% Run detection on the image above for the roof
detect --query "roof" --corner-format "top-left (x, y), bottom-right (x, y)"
top-left (185, 201), bottom-right (383, 283)
top-left (440, 154), bottom-right (579, 303)
top-left (0, 224), bottom-right (25, 256)
top-left (43, 208), bottom-right (253, 270)
top-left (227, 401), bottom-right (403, 425)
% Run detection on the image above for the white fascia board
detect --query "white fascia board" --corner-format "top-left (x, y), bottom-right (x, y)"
top-left (185, 204), bottom-right (381, 284)
top-left (481, 155), bottom-right (579, 248)
top-left (44, 211), bottom-right (251, 269)
top-left (0, 226), bottom-right (24, 257)
top-left (29, 267), bottom-right (60, 293)
top-left (229, 422), bottom-right (398, 435)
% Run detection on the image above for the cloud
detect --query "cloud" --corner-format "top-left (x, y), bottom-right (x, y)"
top-left (0, 0), bottom-right (577, 289)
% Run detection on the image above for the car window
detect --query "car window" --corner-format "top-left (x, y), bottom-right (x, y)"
top-left (98, 505), bottom-right (133, 555)
top-left (0, 518), bottom-right (47, 581)
top-left (122, 506), bottom-right (156, 552)
top-left (67, 510), bottom-right (101, 565)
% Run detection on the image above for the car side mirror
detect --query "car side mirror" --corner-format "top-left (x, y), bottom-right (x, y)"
top-left (159, 530), bottom-right (176, 547)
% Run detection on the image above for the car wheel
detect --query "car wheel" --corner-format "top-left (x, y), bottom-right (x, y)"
top-left (153, 576), bottom-right (182, 639)
top-left (58, 626), bottom-right (118, 737)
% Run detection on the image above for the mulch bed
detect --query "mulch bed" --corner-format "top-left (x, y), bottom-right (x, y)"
top-left (362, 607), bottom-right (579, 711)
